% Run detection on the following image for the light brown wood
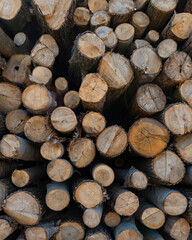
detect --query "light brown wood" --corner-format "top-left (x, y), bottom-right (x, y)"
top-left (0, 178), bottom-right (16, 211)
top-left (29, 66), bottom-right (52, 86)
top-left (55, 77), bottom-right (68, 95)
top-left (83, 204), bottom-right (103, 228)
top-left (47, 159), bottom-right (73, 182)
top-left (73, 7), bottom-right (91, 30)
top-left (85, 226), bottom-right (112, 240)
top-left (131, 11), bottom-right (150, 38)
top-left (127, 39), bottom-right (152, 57)
top-left (157, 39), bottom-right (177, 59)
top-left (145, 30), bottom-right (159, 46)
top-left (0, 215), bottom-right (18, 240)
top-left (96, 125), bottom-right (128, 158)
top-left (40, 140), bottom-right (64, 161)
top-left (175, 133), bottom-right (192, 164)
top-left (64, 90), bottom-right (80, 110)
top-left (178, 79), bottom-right (192, 107)
top-left (128, 118), bottom-right (170, 158)
top-left (140, 226), bottom-right (164, 240)
top-left (88, 0), bottom-right (108, 13)
top-left (104, 211), bottom-right (121, 228)
top-left (90, 10), bottom-right (111, 31)
top-left (68, 138), bottom-right (96, 168)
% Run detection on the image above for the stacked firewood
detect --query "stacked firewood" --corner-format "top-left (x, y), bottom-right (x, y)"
top-left (0, 0), bottom-right (192, 239)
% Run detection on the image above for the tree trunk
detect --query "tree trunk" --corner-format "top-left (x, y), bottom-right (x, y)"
top-left (40, 140), bottom-right (64, 161)
top-left (90, 10), bottom-right (111, 31)
top-left (131, 11), bottom-right (150, 38)
top-left (0, 178), bottom-right (16, 211)
top-left (54, 77), bottom-right (68, 95)
top-left (157, 39), bottom-right (177, 60)
top-left (83, 204), bottom-right (103, 228)
top-left (29, 66), bottom-right (52, 86)
top-left (88, 0), bottom-right (108, 13)
top-left (144, 30), bottom-right (159, 46)
top-left (175, 133), bottom-right (192, 164)
top-left (73, 7), bottom-right (91, 32)
top-left (85, 226), bottom-right (112, 240)
top-left (0, 215), bottom-right (18, 240)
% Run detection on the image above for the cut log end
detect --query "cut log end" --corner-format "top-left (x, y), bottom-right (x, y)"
top-left (88, 0), bottom-right (109, 13)
top-left (55, 77), bottom-right (68, 95)
top-left (104, 211), bottom-right (121, 228)
top-left (175, 133), bottom-right (192, 164)
top-left (179, 79), bottom-right (192, 107)
top-left (73, 7), bottom-right (91, 27)
top-left (64, 90), bottom-right (80, 110)
top-left (0, 0), bottom-right (21, 20)
top-left (90, 11), bottom-right (111, 30)
top-left (157, 39), bottom-right (177, 59)
top-left (40, 141), bottom-right (64, 161)
top-left (11, 169), bottom-right (30, 188)
top-left (141, 207), bottom-right (165, 229)
top-left (30, 66), bottom-right (52, 85)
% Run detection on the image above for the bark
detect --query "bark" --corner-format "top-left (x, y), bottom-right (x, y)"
top-left (182, 166), bottom-right (192, 184)
top-left (139, 226), bottom-right (164, 240)
top-left (184, 0), bottom-right (192, 12)
top-left (144, 30), bottom-right (160, 46)
top-left (177, 189), bottom-right (192, 224)
top-left (0, 113), bottom-right (6, 139)
top-left (0, 215), bottom-right (18, 240)
top-left (0, 178), bottom-right (16, 211)
top-left (175, 134), bottom-right (192, 164)
top-left (88, 0), bottom-right (108, 13)
top-left (14, 32), bottom-right (32, 54)
top-left (85, 226), bottom-right (112, 240)
top-left (182, 36), bottom-right (192, 57)
top-left (131, 11), bottom-right (150, 38)
top-left (134, 0), bottom-right (149, 11)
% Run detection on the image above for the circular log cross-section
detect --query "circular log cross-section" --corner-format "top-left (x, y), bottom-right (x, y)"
top-left (90, 11), bottom-right (111, 31)
top-left (55, 77), bottom-right (68, 95)
top-left (73, 7), bottom-right (91, 29)
top-left (104, 211), bottom-right (121, 228)
top-left (157, 39), bottom-right (177, 60)
top-left (96, 125), bottom-right (128, 158)
top-left (83, 205), bottom-right (103, 228)
top-left (64, 91), bottom-right (80, 110)
top-left (51, 107), bottom-right (77, 134)
top-left (128, 118), bottom-right (170, 158)
top-left (68, 138), bottom-right (96, 168)
top-left (131, 11), bottom-right (150, 38)
top-left (179, 80), bottom-right (192, 107)
top-left (40, 141), bottom-right (64, 161)
top-left (88, 0), bottom-right (108, 13)
top-left (79, 73), bottom-right (108, 112)
top-left (145, 30), bottom-right (159, 46)
top-left (0, 216), bottom-right (18, 240)
top-left (29, 66), bottom-right (52, 86)
top-left (175, 133), bottom-right (192, 164)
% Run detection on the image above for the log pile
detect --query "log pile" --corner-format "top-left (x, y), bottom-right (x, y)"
top-left (0, 0), bottom-right (192, 239)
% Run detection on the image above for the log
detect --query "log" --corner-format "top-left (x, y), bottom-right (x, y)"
top-left (176, 80), bottom-right (192, 107)
top-left (40, 140), bottom-right (64, 161)
top-left (85, 226), bottom-right (112, 240)
top-left (90, 10), bottom-right (111, 31)
top-left (115, 23), bottom-right (135, 53)
top-left (5, 109), bottom-right (29, 135)
top-left (0, 134), bottom-right (41, 161)
top-left (83, 204), bottom-right (103, 228)
top-left (0, 82), bottom-right (22, 114)
top-left (108, 185), bottom-right (139, 216)
top-left (175, 133), bottom-right (192, 164)
top-left (96, 125), bottom-right (128, 158)
top-left (47, 159), bottom-right (73, 182)
top-left (142, 186), bottom-right (188, 216)
top-left (22, 84), bottom-right (56, 114)
top-left (134, 0), bottom-right (149, 11)
top-left (79, 73), bottom-right (108, 112)
top-left (139, 226), bottom-right (164, 240)
top-left (98, 52), bottom-right (134, 102)
top-left (29, 66), bottom-right (52, 86)
top-left (155, 51), bottom-right (192, 89)
top-left (127, 39), bottom-right (152, 57)
top-left (131, 11), bottom-right (150, 38)
top-left (0, 112), bottom-right (6, 138)
top-left (0, 178), bottom-right (16, 211)
top-left (64, 90), bottom-right (80, 110)
top-left (68, 138), bottom-right (96, 168)
top-left (14, 32), bottom-right (32, 54)
top-left (82, 111), bottom-right (106, 137)
top-left (162, 13), bottom-right (192, 42)
top-left (103, 210), bottom-right (121, 228)
top-left (164, 216), bottom-right (190, 240)
top-left (130, 47), bottom-right (162, 86)
top-left (178, 189), bottom-right (192, 224)
top-left (182, 166), bottom-right (192, 185)
top-left (0, 160), bottom-right (18, 179)
top-left (114, 166), bottom-right (148, 190)
top-left (182, 36), bottom-right (192, 57)
top-left (0, 54), bottom-right (7, 71)
top-left (130, 83), bottom-right (166, 118)
top-left (108, 0), bottom-right (135, 27)
top-left (88, 0), bottom-right (108, 13)
top-left (157, 39), bottom-right (177, 60)
top-left (24, 116), bottom-right (57, 143)
top-left (184, 0), bottom-right (192, 12)
top-left (73, 7), bottom-right (91, 31)
top-left (0, 215), bottom-right (18, 240)
top-left (128, 118), bottom-right (170, 158)
top-left (92, 163), bottom-right (115, 187)
top-left (114, 217), bottom-right (143, 240)
top-left (11, 165), bottom-right (47, 188)
top-left (147, 0), bottom-right (177, 31)
top-left (45, 182), bottom-right (70, 211)
top-left (95, 26), bottom-right (118, 51)
top-left (55, 77), bottom-right (68, 95)
top-left (3, 187), bottom-right (45, 225)
top-left (144, 30), bottom-right (159, 46)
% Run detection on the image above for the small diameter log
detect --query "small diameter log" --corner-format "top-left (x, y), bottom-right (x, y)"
top-left (182, 36), bottom-right (192, 57)
top-left (155, 51), bottom-right (192, 89)
top-left (163, 103), bottom-right (192, 135)
top-left (0, 82), bottom-right (22, 114)
top-left (140, 226), bottom-right (164, 240)
top-left (108, 185), bottom-right (139, 216)
top-left (47, 159), bottom-right (73, 182)
top-left (175, 134), bottom-right (192, 164)
top-left (98, 52), bottom-right (134, 102)
top-left (182, 166), bottom-right (192, 184)
top-left (96, 125), bottom-right (128, 158)
top-left (83, 204), bottom-right (103, 228)
top-left (3, 187), bottom-right (45, 225)
top-left (24, 116), bottom-right (57, 143)
top-left (0, 178), bottom-right (16, 211)
top-left (68, 138), bottom-right (96, 168)
top-left (85, 226), bottom-right (112, 240)
top-left (0, 134), bottom-right (40, 161)
top-left (5, 109), bottom-right (29, 135)
top-left (114, 167), bottom-right (148, 190)
top-left (147, 0), bottom-right (177, 31)
top-left (92, 163), bottom-right (115, 187)
top-left (55, 77), bottom-right (68, 95)
top-left (128, 118), bottom-right (170, 158)
top-left (22, 84), bottom-right (56, 114)
top-left (73, 7), bottom-right (91, 31)
top-left (95, 26), bottom-right (118, 51)
top-left (103, 210), bottom-right (121, 228)
top-left (0, 215), bottom-right (18, 240)
top-left (64, 90), bottom-right (80, 110)
top-left (88, 0), bottom-right (108, 13)
top-left (90, 11), bottom-right (111, 31)
top-left (45, 182), bottom-right (70, 211)
top-left (142, 186), bottom-right (188, 216)
top-left (131, 12), bottom-right (150, 38)
top-left (115, 23), bottom-right (135, 53)
top-left (130, 47), bottom-right (162, 86)
top-left (135, 199), bottom-right (165, 229)
top-left (14, 32), bottom-right (32, 53)
top-left (145, 30), bottom-right (160, 46)
top-left (109, 0), bottom-right (135, 27)
top-left (31, 34), bottom-right (59, 68)
top-left (11, 165), bottom-right (47, 188)
top-left (79, 73), bottom-right (108, 112)
top-left (29, 66), bottom-right (52, 86)
top-left (164, 216), bottom-right (190, 240)
top-left (40, 140), bottom-right (64, 161)
top-left (157, 39), bottom-right (177, 60)
top-left (130, 84), bottom-right (166, 118)
top-left (114, 217), bottom-right (143, 240)
top-left (162, 13), bottom-right (192, 42)
top-left (0, 160), bottom-right (17, 179)
top-left (51, 107), bottom-right (77, 134)
top-left (177, 80), bottom-right (192, 107)
top-left (72, 178), bottom-right (104, 208)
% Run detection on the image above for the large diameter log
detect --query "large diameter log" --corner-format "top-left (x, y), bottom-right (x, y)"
top-left (40, 140), bottom-right (64, 161)
top-left (64, 90), bottom-right (80, 110)
top-left (83, 204), bottom-right (103, 228)
top-left (88, 0), bottom-right (108, 13)
top-left (164, 216), bottom-right (190, 240)
top-left (155, 51), bottom-right (192, 89)
top-left (157, 39), bottom-right (177, 60)
top-left (128, 118), bottom-right (170, 158)
top-left (0, 134), bottom-right (41, 161)
top-left (73, 7), bottom-right (91, 31)
top-left (114, 217), bottom-right (143, 240)
top-left (0, 178), bottom-right (16, 211)
top-left (98, 52), bottom-right (134, 102)
top-left (144, 30), bottom-right (159, 46)
top-left (175, 133), bottom-right (192, 164)
top-left (55, 77), bottom-right (68, 95)
top-left (0, 82), bottom-right (22, 114)
top-left (0, 160), bottom-right (17, 179)
top-left (142, 186), bottom-right (188, 216)
top-left (131, 12), bottom-right (150, 38)
top-left (3, 187), bottom-right (45, 225)
top-left (79, 73), bottom-right (108, 112)
top-left (90, 11), bottom-right (111, 31)
top-left (85, 226), bottom-right (112, 240)
top-left (162, 13), bottom-right (192, 42)
top-left (130, 84), bottom-right (166, 118)
top-left (182, 36), bottom-right (192, 57)
top-left (147, 0), bottom-right (177, 31)
top-left (29, 66), bottom-right (52, 86)
top-left (96, 125), bottom-right (128, 158)
top-left (68, 138), bottom-right (96, 168)
top-left (0, 215), bottom-right (18, 240)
